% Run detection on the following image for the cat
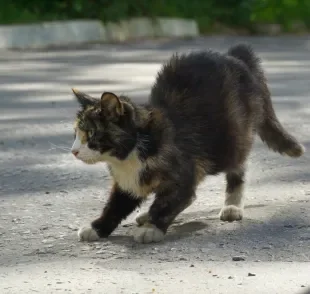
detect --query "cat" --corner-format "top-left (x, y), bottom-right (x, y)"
top-left (71, 43), bottom-right (305, 244)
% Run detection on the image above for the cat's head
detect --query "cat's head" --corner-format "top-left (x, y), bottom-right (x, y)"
top-left (71, 89), bottom-right (137, 164)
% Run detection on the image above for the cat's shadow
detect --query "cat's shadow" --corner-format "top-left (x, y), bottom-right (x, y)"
top-left (171, 220), bottom-right (208, 234)
top-left (107, 219), bottom-right (209, 247)
top-left (99, 204), bottom-right (267, 246)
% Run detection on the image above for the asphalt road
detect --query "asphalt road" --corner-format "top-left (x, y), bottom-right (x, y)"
top-left (0, 36), bottom-right (310, 294)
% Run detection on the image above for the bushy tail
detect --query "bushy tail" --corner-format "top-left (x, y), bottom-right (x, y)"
top-left (227, 43), bottom-right (305, 158)
top-left (258, 113), bottom-right (305, 157)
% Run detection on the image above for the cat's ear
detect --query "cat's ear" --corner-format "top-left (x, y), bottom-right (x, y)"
top-left (72, 88), bottom-right (97, 108)
top-left (100, 92), bottom-right (124, 119)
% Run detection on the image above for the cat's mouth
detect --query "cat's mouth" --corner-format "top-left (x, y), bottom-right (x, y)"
top-left (73, 154), bottom-right (100, 165)
top-left (79, 158), bottom-right (97, 165)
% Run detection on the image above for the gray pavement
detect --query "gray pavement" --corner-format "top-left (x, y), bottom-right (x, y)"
top-left (0, 36), bottom-right (310, 293)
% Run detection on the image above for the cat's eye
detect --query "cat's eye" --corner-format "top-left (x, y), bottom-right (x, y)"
top-left (88, 130), bottom-right (95, 137)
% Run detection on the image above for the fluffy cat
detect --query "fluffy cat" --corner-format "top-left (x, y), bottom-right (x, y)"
top-left (71, 44), bottom-right (305, 243)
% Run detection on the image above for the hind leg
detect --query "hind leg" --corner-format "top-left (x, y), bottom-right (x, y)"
top-left (136, 194), bottom-right (196, 226)
top-left (133, 184), bottom-right (196, 243)
top-left (219, 166), bottom-right (245, 222)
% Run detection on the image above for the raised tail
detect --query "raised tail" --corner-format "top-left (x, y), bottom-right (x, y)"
top-left (227, 43), bottom-right (305, 158)
top-left (227, 43), bottom-right (261, 74)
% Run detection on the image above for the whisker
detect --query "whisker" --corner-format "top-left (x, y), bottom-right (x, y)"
top-left (48, 142), bottom-right (71, 152)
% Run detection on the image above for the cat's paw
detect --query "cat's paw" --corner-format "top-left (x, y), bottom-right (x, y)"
top-left (133, 224), bottom-right (165, 244)
top-left (78, 226), bottom-right (100, 242)
top-left (219, 205), bottom-right (243, 222)
top-left (135, 212), bottom-right (149, 226)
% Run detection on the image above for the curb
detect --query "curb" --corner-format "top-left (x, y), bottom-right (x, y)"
top-left (0, 18), bottom-right (199, 49)
top-left (0, 20), bottom-right (105, 49)
top-left (105, 18), bottom-right (199, 42)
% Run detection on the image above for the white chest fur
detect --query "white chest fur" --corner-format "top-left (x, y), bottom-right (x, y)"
top-left (108, 150), bottom-right (148, 198)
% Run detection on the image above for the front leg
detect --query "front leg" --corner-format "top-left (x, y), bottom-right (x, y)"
top-left (78, 184), bottom-right (142, 242)
top-left (133, 183), bottom-right (195, 244)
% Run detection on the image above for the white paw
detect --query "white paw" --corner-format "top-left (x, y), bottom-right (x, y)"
top-left (78, 226), bottom-right (100, 242)
top-left (133, 224), bottom-right (165, 244)
top-left (135, 212), bottom-right (149, 226)
top-left (219, 205), bottom-right (243, 222)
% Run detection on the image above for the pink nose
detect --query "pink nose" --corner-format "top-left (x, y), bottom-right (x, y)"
top-left (72, 150), bottom-right (79, 157)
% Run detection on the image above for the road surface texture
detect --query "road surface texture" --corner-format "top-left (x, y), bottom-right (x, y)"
top-left (0, 36), bottom-right (310, 294)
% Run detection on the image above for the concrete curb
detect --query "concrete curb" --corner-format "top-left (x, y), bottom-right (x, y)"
top-left (0, 20), bottom-right (106, 49)
top-left (0, 18), bottom-right (199, 49)
top-left (105, 17), bottom-right (199, 42)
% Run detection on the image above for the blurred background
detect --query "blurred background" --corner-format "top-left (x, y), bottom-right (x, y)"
top-left (1, 0), bottom-right (310, 34)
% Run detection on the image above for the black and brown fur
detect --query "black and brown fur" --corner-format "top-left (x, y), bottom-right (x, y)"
top-left (73, 44), bottom-right (305, 242)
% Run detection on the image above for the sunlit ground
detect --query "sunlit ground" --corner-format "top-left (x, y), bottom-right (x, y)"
top-left (0, 36), bottom-right (309, 293)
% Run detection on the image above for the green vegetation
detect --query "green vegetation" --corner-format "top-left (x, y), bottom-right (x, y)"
top-left (1, 0), bottom-right (310, 33)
